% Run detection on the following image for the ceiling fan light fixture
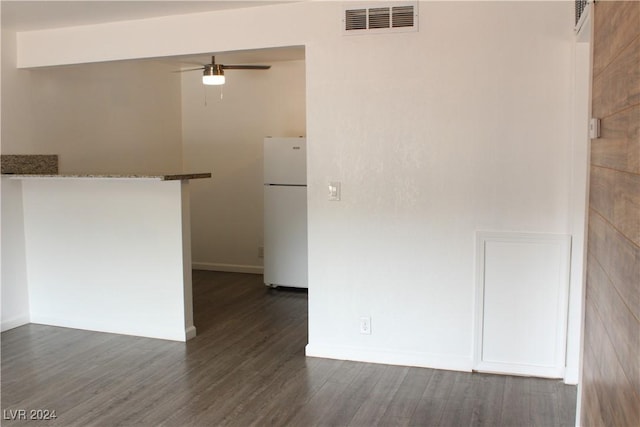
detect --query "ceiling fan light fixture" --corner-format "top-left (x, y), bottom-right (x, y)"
top-left (202, 64), bottom-right (225, 85)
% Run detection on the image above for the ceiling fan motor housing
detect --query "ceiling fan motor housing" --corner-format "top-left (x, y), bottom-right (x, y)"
top-left (202, 63), bottom-right (225, 85)
top-left (204, 64), bottom-right (224, 76)
top-left (197, 56), bottom-right (270, 85)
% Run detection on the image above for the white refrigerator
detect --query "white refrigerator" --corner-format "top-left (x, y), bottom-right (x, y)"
top-left (263, 137), bottom-right (308, 288)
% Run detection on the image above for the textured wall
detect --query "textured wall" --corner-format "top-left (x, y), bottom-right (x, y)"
top-left (5, 1), bottom-right (579, 374)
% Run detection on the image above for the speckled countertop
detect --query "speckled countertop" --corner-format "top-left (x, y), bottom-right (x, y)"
top-left (1, 155), bottom-right (211, 181)
top-left (1, 173), bottom-right (212, 181)
top-left (1, 154), bottom-right (59, 174)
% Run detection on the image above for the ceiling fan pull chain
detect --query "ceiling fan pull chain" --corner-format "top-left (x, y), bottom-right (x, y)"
top-left (220, 86), bottom-right (224, 100)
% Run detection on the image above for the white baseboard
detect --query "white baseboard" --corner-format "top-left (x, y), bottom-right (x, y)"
top-left (30, 316), bottom-right (189, 342)
top-left (185, 325), bottom-right (197, 341)
top-left (475, 360), bottom-right (564, 379)
top-left (564, 369), bottom-right (579, 385)
top-left (192, 262), bottom-right (263, 275)
top-left (1, 314), bottom-right (30, 332)
top-left (305, 343), bottom-right (473, 372)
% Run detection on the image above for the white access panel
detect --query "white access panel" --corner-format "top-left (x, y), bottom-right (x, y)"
top-left (264, 185), bottom-right (308, 288)
top-left (264, 137), bottom-right (306, 185)
top-left (474, 232), bottom-right (571, 378)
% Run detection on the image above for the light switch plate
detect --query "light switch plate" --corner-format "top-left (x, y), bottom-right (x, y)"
top-left (328, 182), bottom-right (341, 201)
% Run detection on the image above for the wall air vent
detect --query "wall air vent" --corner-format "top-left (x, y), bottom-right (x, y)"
top-left (345, 8), bottom-right (367, 30)
top-left (343, 2), bottom-right (418, 34)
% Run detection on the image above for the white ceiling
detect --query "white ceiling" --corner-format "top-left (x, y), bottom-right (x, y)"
top-left (1, 0), bottom-right (291, 31)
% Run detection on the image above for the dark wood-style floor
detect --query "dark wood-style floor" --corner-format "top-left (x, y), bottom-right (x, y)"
top-left (2, 271), bottom-right (576, 426)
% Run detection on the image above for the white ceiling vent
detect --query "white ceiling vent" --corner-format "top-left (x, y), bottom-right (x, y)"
top-left (343, 2), bottom-right (418, 35)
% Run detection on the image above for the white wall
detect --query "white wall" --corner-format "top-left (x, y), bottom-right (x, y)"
top-left (182, 59), bottom-right (305, 272)
top-left (1, 178), bottom-right (30, 331)
top-left (1, 27), bottom-right (32, 330)
top-left (306, 1), bottom-right (574, 371)
top-left (1, 27), bottom-right (33, 151)
top-left (566, 39), bottom-right (592, 386)
top-left (2, 30), bottom-right (183, 174)
top-left (6, 1), bottom-right (581, 377)
top-left (19, 178), bottom-right (193, 341)
top-left (1, 24), bottom-right (185, 330)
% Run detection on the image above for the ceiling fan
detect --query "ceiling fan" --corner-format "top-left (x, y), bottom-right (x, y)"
top-left (179, 56), bottom-right (271, 85)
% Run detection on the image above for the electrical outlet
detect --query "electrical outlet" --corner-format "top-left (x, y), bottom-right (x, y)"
top-left (258, 246), bottom-right (264, 258)
top-left (359, 317), bottom-right (371, 335)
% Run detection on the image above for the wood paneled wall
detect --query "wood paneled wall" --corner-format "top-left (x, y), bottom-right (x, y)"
top-left (581, 1), bottom-right (640, 426)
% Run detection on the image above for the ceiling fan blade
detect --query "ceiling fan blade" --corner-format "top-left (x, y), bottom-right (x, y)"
top-left (221, 65), bottom-right (271, 70)
top-left (172, 67), bottom-right (205, 73)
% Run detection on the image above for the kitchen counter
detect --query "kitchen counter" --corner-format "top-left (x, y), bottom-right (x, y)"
top-left (1, 172), bottom-right (210, 341)
top-left (1, 154), bottom-right (211, 181)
